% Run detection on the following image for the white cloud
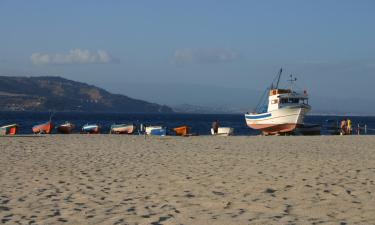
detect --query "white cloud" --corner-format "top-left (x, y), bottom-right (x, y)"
top-left (173, 48), bottom-right (240, 65)
top-left (31, 49), bottom-right (115, 65)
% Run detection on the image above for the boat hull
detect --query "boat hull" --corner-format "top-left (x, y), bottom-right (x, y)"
top-left (82, 125), bottom-right (101, 134)
top-left (0, 124), bottom-right (19, 135)
top-left (211, 127), bottom-right (234, 136)
top-left (32, 122), bottom-right (54, 134)
top-left (57, 123), bottom-right (75, 134)
top-left (110, 124), bottom-right (136, 134)
top-left (295, 124), bottom-right (321, 136)
top-left (245, 107), bottom-right (309, 135)
top-left (145, 126), bottom-right (166, 136)
top-left (174, 126), bottom-right (190, 136)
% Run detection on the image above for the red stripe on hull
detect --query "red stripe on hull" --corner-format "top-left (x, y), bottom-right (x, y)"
top-left (247, 123), bottom-right (297, 135)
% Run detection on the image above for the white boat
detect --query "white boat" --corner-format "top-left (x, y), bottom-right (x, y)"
top-left (211, 127), bottom-right (234, 136)
top-left (244, 69), bottom-right (311, 135)
top-left (110, 124), bottom-right (136, 134)
top-left (82, 124), bottom-right (101, 134)
top-left (145, 126), bottom-right (167, 136)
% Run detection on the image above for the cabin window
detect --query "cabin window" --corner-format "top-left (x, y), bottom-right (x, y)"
top-left (289, 98), bottom-right (299, 103)
top-left (280, 98), bottom-right (303, 104)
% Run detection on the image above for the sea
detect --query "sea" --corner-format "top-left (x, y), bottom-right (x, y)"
top-left (1, 111), bottom-right (375, 135)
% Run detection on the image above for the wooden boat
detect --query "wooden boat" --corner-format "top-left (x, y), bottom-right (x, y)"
top-left (211, 127), bottom-right (234, 136)
top-left (323, 119), bottom-right (340, 135)
top-left (82, 124), bottom-right (101, 134)
top-left (110, 124), bottom-right (136, 134)
top-left (295, 123), bottom-right (321, 136)
top-left (173, 125), bottom-right (191, 136)
top-left (0, 124), bottom-right (19, 135)
top-left (56, 122), bottom-right (75, 134)
top-left (145, 126), bottom-right (166, 136)
top-left (32, 121), bottom-right (54, 134)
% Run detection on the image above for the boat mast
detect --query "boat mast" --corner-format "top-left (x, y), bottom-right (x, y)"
top-left (256, 68), bottom-right (283, 113)
top-left (275, 68), bottom-right (282, 89)
top-left (49, 111), bottom-right (55, 122)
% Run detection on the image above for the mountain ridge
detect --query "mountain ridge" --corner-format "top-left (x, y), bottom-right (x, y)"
top-left (0, 76), bottom-right (173, 113)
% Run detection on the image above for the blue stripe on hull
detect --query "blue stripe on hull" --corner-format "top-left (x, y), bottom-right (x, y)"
top-left (245, 113), bottom-right (272, 119)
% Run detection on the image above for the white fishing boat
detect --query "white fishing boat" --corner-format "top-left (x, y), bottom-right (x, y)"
top-left (211, 127), bottom-right (234, 136)
top-left (244, 69), bottom-right (311, 135)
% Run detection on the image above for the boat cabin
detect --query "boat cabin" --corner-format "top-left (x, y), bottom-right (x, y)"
top-left (268, 88), bottom-right (309, 111)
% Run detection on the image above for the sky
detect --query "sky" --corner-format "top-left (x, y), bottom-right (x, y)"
top-left (0, 0), bottom-right (374, 112)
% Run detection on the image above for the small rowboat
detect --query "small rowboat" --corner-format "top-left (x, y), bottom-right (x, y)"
top-left (145, 126), bottom-right (167, 136)
top-left (32, 121), bottom-right (54, 134)
top-left (173, 125), bottom-right (191, 136)
top-left (211, 127), bottom-right (234, 136)
top-left (82, 124), bottom-right (101, 134)
top-left (295, 123), bottom-right (321, 136)
top-left (0, 124), bottom-right (19, 135)
top-left (110, 124), bottom-right (136, 134)
top-left (56, 122), bottom-right (75, 134)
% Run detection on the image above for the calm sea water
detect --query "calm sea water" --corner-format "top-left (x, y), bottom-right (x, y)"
top-left (1, 111), bottom-right (374, 135)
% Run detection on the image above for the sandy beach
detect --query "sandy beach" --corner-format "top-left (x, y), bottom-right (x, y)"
top-left (0, 135), bottom-right (374, 225)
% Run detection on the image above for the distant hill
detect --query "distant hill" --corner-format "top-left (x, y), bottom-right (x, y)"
top-left (0, 76), bottom-right (173, 113)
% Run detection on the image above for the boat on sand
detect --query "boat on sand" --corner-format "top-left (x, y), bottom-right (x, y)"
top-left (110, 124), bottom-right (136, 134)
top-left (82, 124), bottom-right (101, 134)
top-left (0, 124), bottom-right (19, 135)
top-left (173, 125), bottom-right (191, 136)
top-left (56, 122), bottom-right (75, 134)
top-left (211, 127), bottom-right (234, 136)
top-left (32, 121), bottom-right (54, 134)
top-left (295, 123), bottom-right (321, 135)
top-left (145, 126), bottom-right (166, 136)
top-left (245, 68), bottom-right (311, 135)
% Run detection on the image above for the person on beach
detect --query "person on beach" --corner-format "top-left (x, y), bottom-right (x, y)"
top-left (347, 118), bottom-right (352, 135)
top-left (212, 120), bottom-right (219, 135)
top-left (340, 119), bottom-right (347, 135)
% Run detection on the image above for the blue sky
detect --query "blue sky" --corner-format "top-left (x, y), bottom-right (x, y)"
top-left (0, 0), bottom-right (374, 110)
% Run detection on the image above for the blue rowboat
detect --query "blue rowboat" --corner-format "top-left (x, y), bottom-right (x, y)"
top-left (145, 126), bottom-right (167, 136)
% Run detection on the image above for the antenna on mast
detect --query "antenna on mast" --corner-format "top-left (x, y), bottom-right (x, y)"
top-left (288, 74), bottom-right (297, 91)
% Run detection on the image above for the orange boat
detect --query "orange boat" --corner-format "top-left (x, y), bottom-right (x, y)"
top-left (173, 125), bottom-right (191, 136)
top-left (0, 124), bottom-right (19, 135)
top-left (32, 121), bottom-right (54, 134)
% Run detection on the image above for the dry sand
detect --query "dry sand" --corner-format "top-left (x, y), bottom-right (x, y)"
top-left (0, 135), bottom-right (374, 225)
